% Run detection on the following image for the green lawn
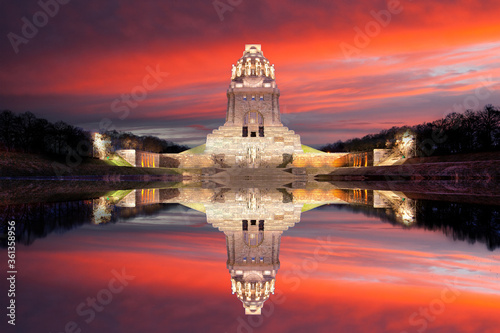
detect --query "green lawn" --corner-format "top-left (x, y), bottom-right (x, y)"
top-left (103, 154), bottom-right (133, 166)
top-left (301, 145), bottom-right (325, 154)
top-left (180, 144), bottom-right (206, 155)
top-left (103, 189), bottom-right (133, 203)
top-left (180, 144), bottom-right (323, 155)
top-left (301, 203), bottom-right (325, 212)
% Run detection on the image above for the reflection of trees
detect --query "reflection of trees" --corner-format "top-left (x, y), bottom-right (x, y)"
top-left (0, 201), bottom-right (94, 247)
top-left (116, 204), bottom-right (174, 220)
top-left (331, 204), bottom-right (402, 225)
top-left (416, 200), bottom-right (500, 251)
top-left (0, 202), bottom-right (190, 247)
top-left (328, 201), bottom-right (500, 251)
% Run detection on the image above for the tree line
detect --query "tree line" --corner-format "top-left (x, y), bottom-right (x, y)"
top-left (103, 130), bottom-right (189, 154)
top-left (0, 110), bottom-right (189, 156)
top-left (320, 105), bottom-right (500, 156)
top-left (0, 110), bottom-right (91, 156)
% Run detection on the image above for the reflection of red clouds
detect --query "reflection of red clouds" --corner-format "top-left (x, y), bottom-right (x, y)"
top-left (20, 233), bottom-right (228, 291)
top-left (16, 225), bottom-right (500, 332)
top-left (271, 280), bottom-right (500, 332)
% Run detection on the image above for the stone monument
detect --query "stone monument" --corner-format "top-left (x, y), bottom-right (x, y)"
top-left (204, 44), bottom-right (303, 168)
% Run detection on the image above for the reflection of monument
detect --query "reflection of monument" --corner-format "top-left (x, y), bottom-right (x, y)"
top-left (205, 188), bottom-right (302, 314)
top-left (92, 197), bottom-right (113, 224)
top-left (104, 185), bottom-right (416, 314)
top-left (373, 190), bottom-right (416, 225)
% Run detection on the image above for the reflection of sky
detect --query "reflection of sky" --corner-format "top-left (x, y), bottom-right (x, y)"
top-left (4, 206), bottom-right (500, 333)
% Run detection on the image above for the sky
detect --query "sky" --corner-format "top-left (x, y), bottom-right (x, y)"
top-left (1, 0), bottom-right (500, 147)
top-left (4, 207), bottom-right (500, 333)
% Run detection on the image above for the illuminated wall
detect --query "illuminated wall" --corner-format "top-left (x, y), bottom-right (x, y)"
top-left (116, 149), bottom-right (160, 168)
top-left (137, 151), bottom-right (159, 168)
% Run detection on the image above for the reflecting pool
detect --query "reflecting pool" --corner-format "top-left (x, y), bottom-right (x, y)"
top-left (1, 180), bottom-right (499, 333)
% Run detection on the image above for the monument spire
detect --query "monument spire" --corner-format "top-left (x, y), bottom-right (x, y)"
top-left (204, 44), bottom-right (303, 167)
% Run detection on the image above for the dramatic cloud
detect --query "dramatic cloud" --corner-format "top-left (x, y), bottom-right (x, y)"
top-left (1, 0), bottom-right (500, 146)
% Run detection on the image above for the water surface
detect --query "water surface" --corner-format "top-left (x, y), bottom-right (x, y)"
top-left (1, 182), bottom-right (499, 333)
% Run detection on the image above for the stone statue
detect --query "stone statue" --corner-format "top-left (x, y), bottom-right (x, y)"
top-left (264, 63), bottom-right (270, 77)
top-left (255, 60), bottom-right (262, 75)
top-left (247, 146), bottom-right (258, 166)
top-left (245, 59), bottom-right (252, 76)
top-left (237, 63), bottom-right (242, 77)
top-left (231, 64), bottom-right (236, 79)
top-left (270, 65), bottom-right (275, 79)
top-left (248, 193), bottom-right (258, 211)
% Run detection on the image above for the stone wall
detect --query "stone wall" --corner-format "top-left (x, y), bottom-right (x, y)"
top-left (116, 149), bottom-right (136, 166)
top-left (116, 149), bottom-right (160, 168)
top-left (291, 153), bottom-right (348, 168)
top-left (205, 125), bottom-right (303, 168)
top-left (137, 151), bottom-right (159, 168)
top-left (161, 153), bottom-right (214, 168)
top-left (373, 149), bottom-right (393, 166)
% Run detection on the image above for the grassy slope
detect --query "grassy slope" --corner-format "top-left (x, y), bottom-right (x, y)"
top-left (180, 144), bottom-right (206, 155)
top-left (301, 145), bottom-right (325, 154)
top-left (181, 144), bottom-right (323, 154)
top-left (104, 154), bottom-right (133, 167)
top-left (0, 151), bottom-right (180, 177)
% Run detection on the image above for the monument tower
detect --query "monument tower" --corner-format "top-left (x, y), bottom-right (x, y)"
top-left (205, 44), bottom-right (303, 167)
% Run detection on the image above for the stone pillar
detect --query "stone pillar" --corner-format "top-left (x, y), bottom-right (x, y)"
top-left (272, 94), bottom-right (277, 124)
top-left (226, 232), bottom-right (236, 266)
top-left (226, 91), bottom-right (235, 124)
top-left (271, 233), bottom-right (281, 266)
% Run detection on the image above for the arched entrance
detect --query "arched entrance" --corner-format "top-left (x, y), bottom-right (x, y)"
top-left (242, 111), bottom-right (264, 137)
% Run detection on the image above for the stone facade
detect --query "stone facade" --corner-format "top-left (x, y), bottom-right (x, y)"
top-left (161, 153), bottom-right (213, 168)
top-left (204, 44), bottom-right (303, 168)
top-left (116, 149), bottom-right (160, 168)
top-left (292, 152), bottom-right (349, 168)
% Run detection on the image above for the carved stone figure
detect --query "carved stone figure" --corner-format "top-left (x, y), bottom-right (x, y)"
top-left (231, 64), bottom-right (237, 79)
top-left (245, 59), bottom-right (252, 76)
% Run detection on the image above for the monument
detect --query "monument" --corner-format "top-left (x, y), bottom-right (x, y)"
top-left (113, 44), bottom-right (349, 170)
top-left (109, 44), bottom-right (410, 170)
top-left (204, 44), bottom-right (303, 168)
